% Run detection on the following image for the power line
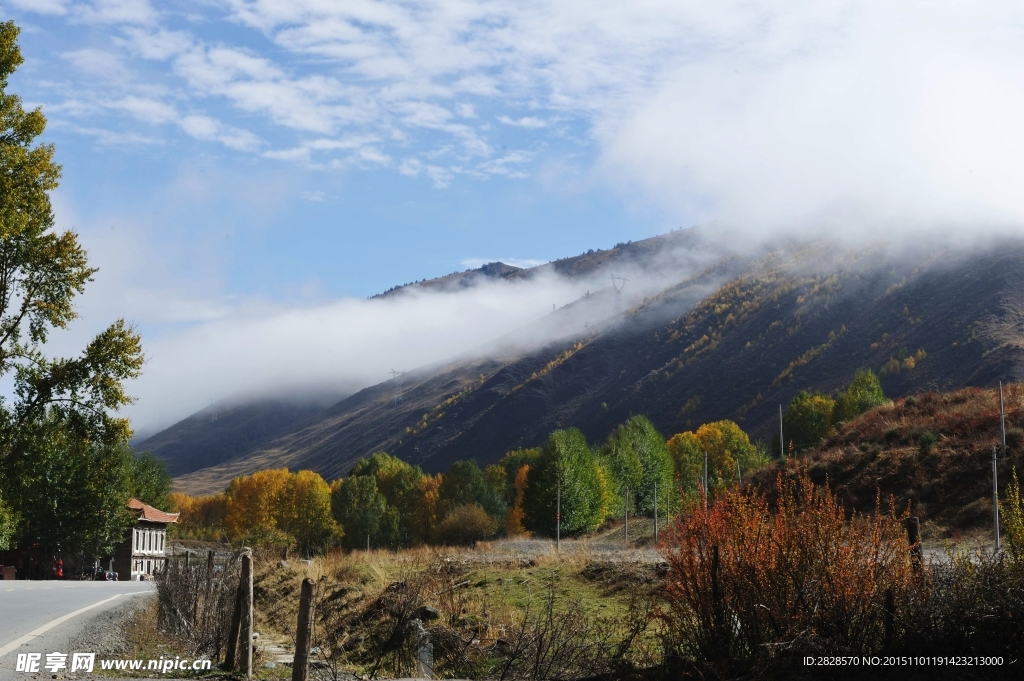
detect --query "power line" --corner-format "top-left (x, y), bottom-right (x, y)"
top-left (390, 369), bottom-right (407, 405)
top-left (609, 274), bottom-right (628, 313)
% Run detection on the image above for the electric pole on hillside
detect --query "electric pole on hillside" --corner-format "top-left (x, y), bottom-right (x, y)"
top-left (1000, 382), bottom-right (1007, 458)
top-left (390, 369), bottom-right (407, 405)
top-left (993, 446), bottom-right (1001, 552)
top-left (703, 451), bottom-right (709, 508)
top-left (610, 275), bottom-right (628, 314)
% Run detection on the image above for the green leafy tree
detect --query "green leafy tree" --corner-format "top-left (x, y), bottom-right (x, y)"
top-left (0, 487), bottom-right (18, 550)
top-left (4, 417), bottom-right (134, 556)
top-left (523, 428), bottom-right (605, 537)
top-left (835, 369), bottom-right (887, 422)
top-left (349, 452), bottom-right (425, 546)
top-left (438, 459), bottom-right (505, 521)
top-left (599, 416), bottom-right (674, 516)
top-left (129, 450), bottom-right (173, 510)
top-left (0, 21), bottom-right (144, 552)
top-left (331, 475), bottom-right (395, 551)
top-left (783, 391), bottom-right (836, 452)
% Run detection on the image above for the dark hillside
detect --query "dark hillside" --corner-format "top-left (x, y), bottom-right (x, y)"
top-left (390, 243), bottom-right (1024, 471)
top-left (165, 238), bottom-right (1024, 494)
top-left (749, 382), bottom-right (1024, 537)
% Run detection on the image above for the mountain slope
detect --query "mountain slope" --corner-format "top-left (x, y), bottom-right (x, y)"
top-left (160, 236), bottom-right (1024, 494)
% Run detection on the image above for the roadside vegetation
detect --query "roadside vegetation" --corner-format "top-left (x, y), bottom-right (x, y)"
top-left (0, 21), bottom-right (159, 563)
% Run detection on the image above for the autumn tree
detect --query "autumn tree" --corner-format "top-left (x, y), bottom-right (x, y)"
top-left (783, 391), bottom-right (836, 452)
top-left (224, 468), bottom-right (291, 545)
top-left (668, 420), bottom-right (768, 501)
top-left (505, 464), bottom-right (530, 537)
top-left (169, 492), bottom-right (226, 541)
top-left (523, 428), bottom-right (605, 537)
top-left (278, 470), bottom-right (340, 554)
top-left (410, 473), bottom-right (442, 544)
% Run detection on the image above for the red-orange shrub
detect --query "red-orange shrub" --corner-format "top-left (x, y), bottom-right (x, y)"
top-left (660, 467), bottom-right (913, 675)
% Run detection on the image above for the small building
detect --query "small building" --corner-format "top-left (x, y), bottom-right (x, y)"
top-left (113, 498), bottom-right (179, 580)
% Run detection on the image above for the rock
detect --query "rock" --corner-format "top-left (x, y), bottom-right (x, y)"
top-left (278, 560), bottom-right (289, 568)
top-left (385, 580), bottom-right (407, 592)
top-left (413, 605), bottom-right (441, 621)
top-left (264, 662), bottom-right (277, 669)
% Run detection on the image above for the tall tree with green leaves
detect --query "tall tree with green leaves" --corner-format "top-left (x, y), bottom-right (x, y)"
top-left (331, 475), bottom-right (396, 551)
top-left (3, 417), bottom-right (134, 557)
top-left (0, 21), bottom-right (144, 551)
top-left (522, 428), bottom-right (605, 537)
top-left (348, 452), bottom-right (425, 546)
top-left (130, 451), bottom-right (173, 511)
top-left (599, 416), bottom-right (674, 516)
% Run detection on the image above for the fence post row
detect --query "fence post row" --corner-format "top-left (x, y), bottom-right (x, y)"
top-left (292, 578), bottom-right (315, 681)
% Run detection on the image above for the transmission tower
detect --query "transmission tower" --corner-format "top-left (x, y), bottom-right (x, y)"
top-left (390, 369), bottom-right (407, 405)
top-left (609, 275), bottom-right (628, 313)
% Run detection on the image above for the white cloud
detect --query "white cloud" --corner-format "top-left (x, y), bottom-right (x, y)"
top-left (180, 115), bottom-right (262, 152)
top-left (498, 115), bottom-right (547, 129)
top-left (8, 0), bottom-right (69, 15)
top-left (75, 0), bottom-right (158, 26)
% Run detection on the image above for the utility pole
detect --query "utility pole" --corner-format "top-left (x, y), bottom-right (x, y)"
top-left (367, 533), bottom-right (370, 552)
top-left (1000, 382), bottom-right (1007, 458)
top-left (737, 460), bottom-right (742, 484)
top-left (556, 477), bottom-right (561, 553)
top-left (994, 446), bottom-right (1001, 552)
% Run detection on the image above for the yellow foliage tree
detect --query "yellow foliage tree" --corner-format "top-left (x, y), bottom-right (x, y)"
top-left (667, 420), bottom-right (768, 501)
top-left (169, 492), bottom-right (227, 541)
top-left (411, 473), bottom-right (442, 544)
top-left (278, 470), bottom-right (340, 553)
top-left (224, 468), bottom-right (291, 545)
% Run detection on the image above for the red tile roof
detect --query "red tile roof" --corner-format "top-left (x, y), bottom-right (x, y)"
top-left (128, 498), bottom-right (179, 524)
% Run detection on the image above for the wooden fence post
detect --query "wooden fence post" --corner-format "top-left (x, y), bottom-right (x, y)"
top-left (226, 575), bottom-right (243, 669)
top-left (240, 552), bottom-right (254, 679)
top-left (292, 578), bottom-right (315, 681)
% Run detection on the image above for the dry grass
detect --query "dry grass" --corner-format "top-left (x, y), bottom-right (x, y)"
top-left (248, 543), bottom-right (662, 679)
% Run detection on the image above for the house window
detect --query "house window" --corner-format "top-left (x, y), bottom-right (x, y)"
top-left (134, 529), bottom-right (139, 551)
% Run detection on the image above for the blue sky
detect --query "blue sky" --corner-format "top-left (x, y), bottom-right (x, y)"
top-left (7, 1), bottom-right (1024, 433)
top-left (5, 0), bottom-right (682, 307)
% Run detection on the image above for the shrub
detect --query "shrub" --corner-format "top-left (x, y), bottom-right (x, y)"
top-left (661, 467), bottom-right (913, 676)
top-left (433, 504), bottom-right (498, 546)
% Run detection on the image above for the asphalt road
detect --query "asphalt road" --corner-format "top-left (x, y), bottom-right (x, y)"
top-left (0, 580), bottom-right (153, 677)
